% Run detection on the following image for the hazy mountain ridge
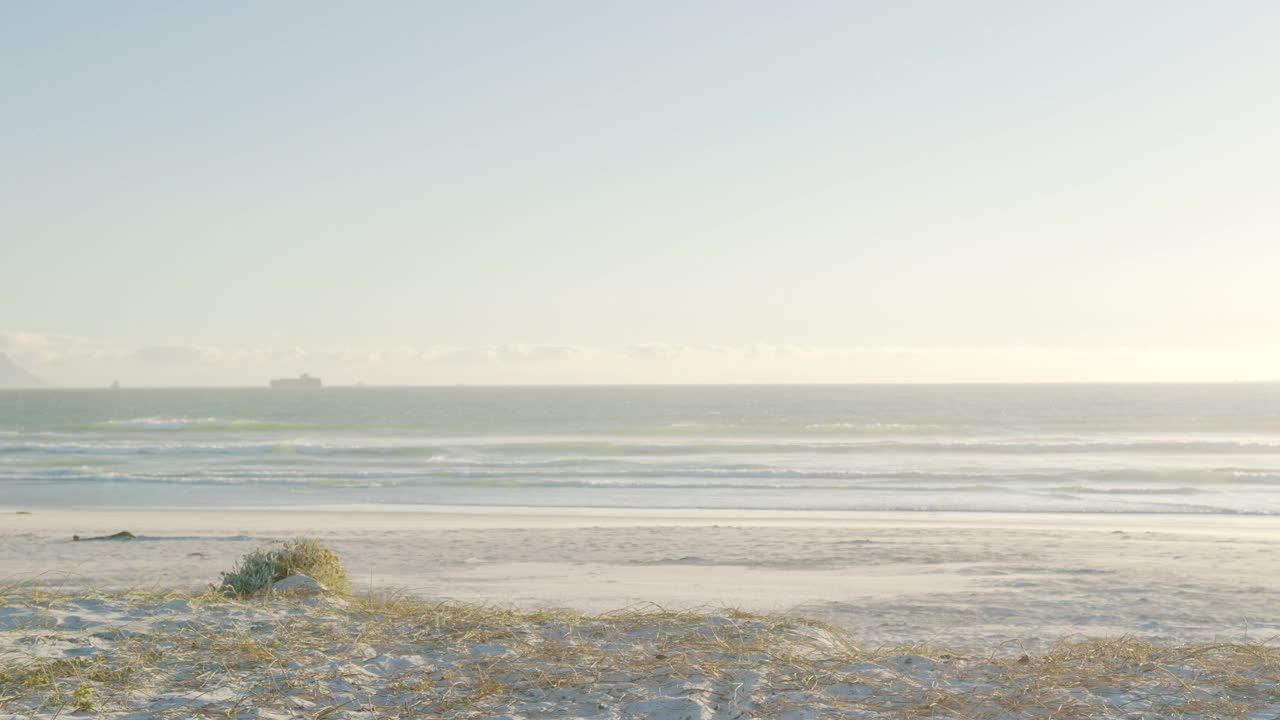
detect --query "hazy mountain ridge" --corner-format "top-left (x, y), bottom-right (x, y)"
top-left (0, 353), bottom-right (45, 388)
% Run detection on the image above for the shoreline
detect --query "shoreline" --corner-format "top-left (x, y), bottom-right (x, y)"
top-left (8, 503), bottom-right (1280, 534)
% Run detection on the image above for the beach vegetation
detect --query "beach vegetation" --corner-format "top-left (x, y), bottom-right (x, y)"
top-left (4, 586), bottom-right (1280, 718)
top-left (71, 681), bottom-right (93, 712)
top-left (219, 537), bottom-right (350, 597)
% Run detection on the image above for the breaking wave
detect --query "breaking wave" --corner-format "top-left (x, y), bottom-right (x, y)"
top-left (6, 385), bottom-right (1280, 513)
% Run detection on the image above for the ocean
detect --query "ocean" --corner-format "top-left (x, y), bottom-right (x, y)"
top-left (2, 384), bottom-right (1279, 514)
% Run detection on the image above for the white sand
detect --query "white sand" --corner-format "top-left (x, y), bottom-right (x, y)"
top-left (6, 590), bottom-right (1278, 719)
top-left (4, 506), bottom-right (1279, 651)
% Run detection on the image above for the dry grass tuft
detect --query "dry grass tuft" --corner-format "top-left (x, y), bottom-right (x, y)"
top-left (218, 537), bottom-right (351, 597)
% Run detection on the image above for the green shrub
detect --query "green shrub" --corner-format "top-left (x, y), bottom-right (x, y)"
top-left (220, 538), bottom-right (351, 597)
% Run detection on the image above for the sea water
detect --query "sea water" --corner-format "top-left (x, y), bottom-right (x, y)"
top-left (2, 384), bottom-right (1279, 513)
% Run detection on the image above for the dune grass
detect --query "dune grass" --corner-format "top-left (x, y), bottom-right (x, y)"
top-left (3, 584), bottom-right (1279, 719)
top-left (218, 537), bottom-right (351, 597)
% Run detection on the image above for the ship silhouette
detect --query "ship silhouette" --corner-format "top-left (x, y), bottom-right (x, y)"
top-left (269, 373), bottom-right (322, 388)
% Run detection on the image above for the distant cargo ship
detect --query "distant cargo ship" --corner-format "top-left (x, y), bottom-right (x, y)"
top-left (269, 373), bottom-right (322, 388)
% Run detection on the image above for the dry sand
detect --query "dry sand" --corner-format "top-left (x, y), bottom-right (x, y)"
top-left (5, 506), bottom-right (1280, 718)
top-left (7, 589), bottom-right (1280, 719)
top-left (3, 506), bottom-right (1279, 650)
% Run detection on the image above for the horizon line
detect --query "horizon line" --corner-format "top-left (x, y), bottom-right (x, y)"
top-left (4, 379), bottom-right (1279, 391)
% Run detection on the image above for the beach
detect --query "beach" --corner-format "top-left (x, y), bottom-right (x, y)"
top-left (8, 0), bottom-right (1279, 711)
top-left (6, 506), bottom-right (1280, 650)
top-left (5, 506), bottom-right (1280, 718)
top-left (5, 386), bottom-right (1280, 715)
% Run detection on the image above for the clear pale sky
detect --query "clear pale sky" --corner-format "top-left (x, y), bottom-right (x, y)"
top-left (3, 2), bottom-right (1278, 386)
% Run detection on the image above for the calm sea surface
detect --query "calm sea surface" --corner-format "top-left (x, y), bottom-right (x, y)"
top-left (2, 385), bottom-right (1279, 513)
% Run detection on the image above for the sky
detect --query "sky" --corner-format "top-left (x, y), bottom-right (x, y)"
top-left (2, 1), bottom-right (1279, 386)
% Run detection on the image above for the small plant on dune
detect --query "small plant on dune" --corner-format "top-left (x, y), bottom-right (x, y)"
top-left (219, 537), bottom-right (351, 597)
top-left (71, 682), bottom-right (93, 712)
